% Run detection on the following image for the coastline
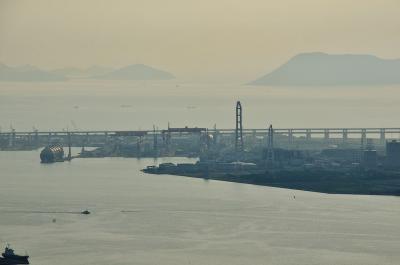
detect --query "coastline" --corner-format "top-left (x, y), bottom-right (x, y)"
top-left (143, 168), bottom-right (400, 196)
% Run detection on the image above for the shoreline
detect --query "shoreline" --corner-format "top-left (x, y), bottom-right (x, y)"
top-left (142, 168), bottom-right (400, 196)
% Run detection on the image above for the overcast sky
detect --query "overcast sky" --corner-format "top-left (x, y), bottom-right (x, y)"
top-left (1, 0), bottom-right (399, 82)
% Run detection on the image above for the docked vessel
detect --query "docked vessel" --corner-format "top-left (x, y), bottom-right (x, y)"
top-left (40, 144), bottom-right (64, 163)
top-left (0, 245), bottom-right (29, 264)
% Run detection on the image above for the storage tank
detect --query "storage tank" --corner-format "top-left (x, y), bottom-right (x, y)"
top-left (40, 145), bottom-right (64, 163)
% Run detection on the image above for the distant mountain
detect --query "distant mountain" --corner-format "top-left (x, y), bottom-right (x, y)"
top-left (250, 53), bottom-right (400, 86)
top-left (52, 66), bottom-right (114, 78)
top-left (93, 64), bottom-right (175, 80)
top-left (0, 63), bottom-right (67, 82)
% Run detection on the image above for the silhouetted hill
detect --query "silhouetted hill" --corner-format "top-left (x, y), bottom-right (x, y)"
top-left (250, 53), bottom-right (400, 86)
top-left (52, 66), bottom-right (114, 78)
top-left (92, 64), bottom-right (174, 80)
top-left (0, 63), bottom-right (67, 82)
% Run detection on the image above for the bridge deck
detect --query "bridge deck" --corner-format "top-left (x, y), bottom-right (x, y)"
top-left (1, 127), bottom-right (400, 136)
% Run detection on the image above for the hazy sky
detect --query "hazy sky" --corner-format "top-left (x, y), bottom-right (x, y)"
top-left (1, 0), bottom-right (400, 82)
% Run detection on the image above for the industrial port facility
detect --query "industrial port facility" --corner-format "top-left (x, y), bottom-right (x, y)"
top-left (1, 101), bottom-right (400, 166)
top-left (1, 101), bottom-right (400, 195)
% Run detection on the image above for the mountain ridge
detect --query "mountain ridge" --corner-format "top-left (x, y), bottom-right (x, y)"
top-left (0, 63), bottom-right (67, 82)
top-left (250, 52), bottom-right (400, 86)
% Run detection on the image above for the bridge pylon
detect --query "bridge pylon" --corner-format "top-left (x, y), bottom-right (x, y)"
top-left (235, 101), bottom-right (243, 152)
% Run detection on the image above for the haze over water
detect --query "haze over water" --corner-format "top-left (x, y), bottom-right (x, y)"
top-left (1, 81), bottom-right (400, 132)
top-left (0, 150), bottom-right (399, 265)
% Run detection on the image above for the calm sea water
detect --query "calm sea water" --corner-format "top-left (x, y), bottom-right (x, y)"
top-left (0, 151), bottom-right (399, 265)
top-left (0, 81), bottom-right (400, 264)
top-left (0, 80), bottom-right (400, 131)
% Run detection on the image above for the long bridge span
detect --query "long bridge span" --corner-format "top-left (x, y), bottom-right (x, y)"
top-left (1, 127), bottom-right (400, 137)
top-left (1, 127), bottom-right (400, 147)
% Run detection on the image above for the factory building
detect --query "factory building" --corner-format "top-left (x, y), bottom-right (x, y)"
top-left (321, 148), bottom-right (361, 163)
top-left (385, 140), bottom-right (400, 168)
top-left (363, 150), bottom-right (378, 169)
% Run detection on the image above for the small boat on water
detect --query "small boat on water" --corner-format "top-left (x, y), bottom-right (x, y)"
top-left (0, 244), bottom-right (29, 264)
top-left (81, 209), bottom-right (90, 215)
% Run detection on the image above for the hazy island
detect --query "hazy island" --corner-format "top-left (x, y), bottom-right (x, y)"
top-left (0, 63), bottom-right (67, 82)
top-left (92, 64), bottom-right (175, 80)
top-left (250, 52), bottom-right (400, 86)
